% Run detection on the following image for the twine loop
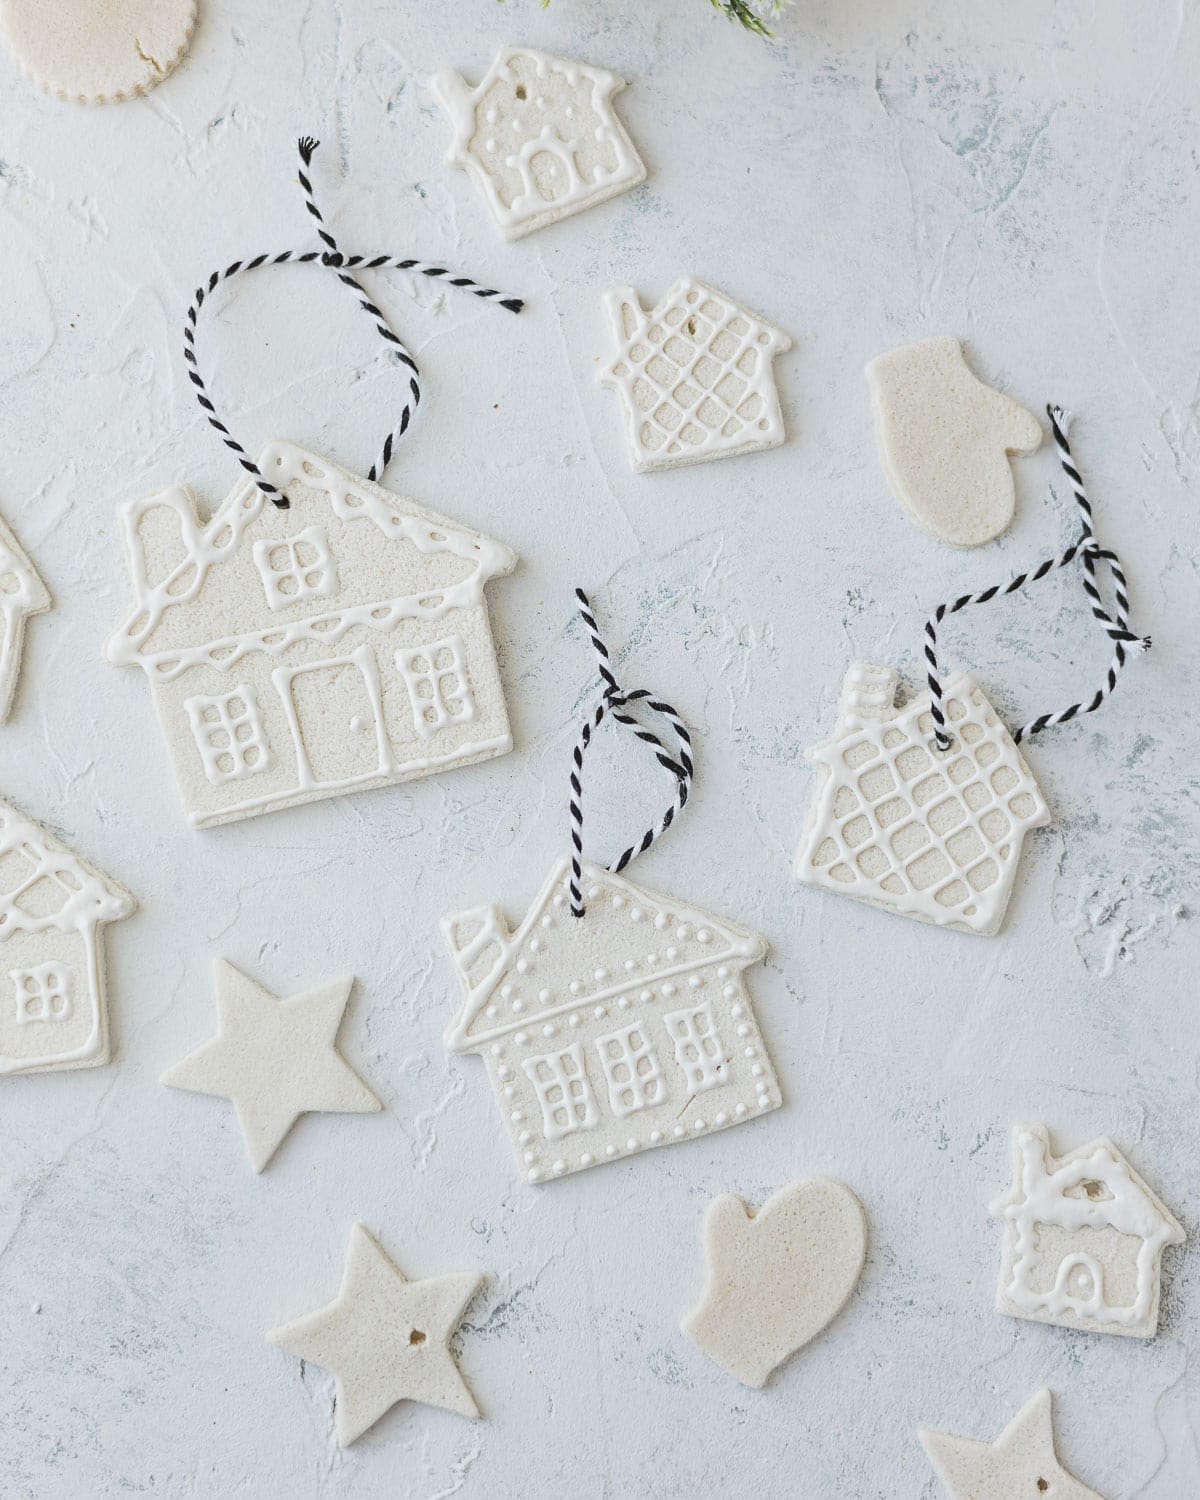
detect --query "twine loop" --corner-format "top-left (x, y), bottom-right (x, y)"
top-left (924, 406), bottom-right (1150, 750)
top-left (183, 137), bottom-right (524, 510)
top-left (569, 590), bottom-right (694, 918)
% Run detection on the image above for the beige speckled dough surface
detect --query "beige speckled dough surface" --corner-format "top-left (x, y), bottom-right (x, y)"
top-left (921, 1389), bottom-right (1105, 1500)
top-left (160, 960), bottom-right (380, 1172)
top-left (868, 336), bottom-right (1043, 547)
top-left (267, 1224), bottom-right (483, 1446)
top-left (0, 0), bottom-right (197, 104)
top-left (681, 1178), bottom-right (866, 1387)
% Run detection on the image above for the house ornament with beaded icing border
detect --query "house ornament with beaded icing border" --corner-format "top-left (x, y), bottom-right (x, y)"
top-left (443, 859), bottom-right (781, 1182)
top-left (598, 277), bottom-right (791, 472)
top-left (106, 442), bottom-right (516, 828)
top-left (991, 1123), bottom-right (1184, 1339)
top-left (0, 800), bottom-right (134, 1076)
top-left (795, 663), bottom-right (1050, 935)
top-left (430, 45), bottom-right (646, 240)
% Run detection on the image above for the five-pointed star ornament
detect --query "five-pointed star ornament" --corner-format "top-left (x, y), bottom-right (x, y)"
top-left (161, 959), bottom-right (380, 1171)
top-left (268, 1224), bottom-right (483, 1445)
top-left (920, 1388), bottom-right (1106, 1500)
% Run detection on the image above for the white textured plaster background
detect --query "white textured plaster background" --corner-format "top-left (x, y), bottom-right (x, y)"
top-left (0, 2), bottom-right (1197, 1496)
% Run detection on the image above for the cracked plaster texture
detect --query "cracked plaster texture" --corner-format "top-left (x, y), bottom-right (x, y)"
top-left (0, 1), bottom-right (1197, 1496)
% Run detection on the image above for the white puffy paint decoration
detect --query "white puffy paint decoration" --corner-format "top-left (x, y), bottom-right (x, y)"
top-left (0, 0), bottom-right (196, 105)
top-left (0, 799), bottom-right (134, 1076)
top-left (990, 1123), bottom-right (1184, 1339)
top-left (105, 441), bottom-right (517, 828)
top-left (443, 858), bottom-right (781, 1183)
top-left (430, 45), bottom-right (646, 240)
top-left (267, 1224), bottom-right (483, 1446)
top-left (161, 960), bottom-right (380, 1173)
top-left (920, 1389), bottom-right (1106, 1500)
top-left (0, 511), bottom-right (49, 723)
top-left (795, 663), bottom-right (1050, 936)
top-left (682, 1179), bottom-right (867, 1389)
top-left (599, 277), bottom-right (791, 472)
top-left (868, 336), bottom-right (1043, 547)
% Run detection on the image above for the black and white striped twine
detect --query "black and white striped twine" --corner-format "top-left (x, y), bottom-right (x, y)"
top-left (569, 589), bottom-right (694, 919)
top-left (924, 406), bottom-right (1150, 750)
top-left (183, 137), bottom-right (523, 509)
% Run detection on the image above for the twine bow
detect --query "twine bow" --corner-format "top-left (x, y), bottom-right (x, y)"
top-left (568, 590), bottom-right (694, 918)
top-left (183, 137), bottom-right (523, 508)
top-left (924, 407), bottom-right (1150, 750)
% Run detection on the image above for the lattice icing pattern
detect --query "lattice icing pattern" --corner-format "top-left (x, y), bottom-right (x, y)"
top-left (0, 799), bottom-right (134, 1075)
top-left (990, 1124), bottom-right (1184, 1340)
top-left (795, 664), bottom-right (1050, 935)
top-left (105, 441), bottom-right (516, 828)
top-left (443, 859), bottom-right (781, 1182)
top-left (430, 45), bottom-right (646, 240)
top-left (599, 277), bottom-right (791, 472)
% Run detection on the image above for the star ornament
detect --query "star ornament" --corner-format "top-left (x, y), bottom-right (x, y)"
top-left (268, 1224), bottom-right (483, 1446)
top-left (920, 1389), bottom-right (1106, 1500)
top-left (161, 960), bottom-right (379, 1171)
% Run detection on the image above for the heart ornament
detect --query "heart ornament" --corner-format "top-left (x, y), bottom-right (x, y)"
top-left (682, 1177), bottom-right (867, 1387)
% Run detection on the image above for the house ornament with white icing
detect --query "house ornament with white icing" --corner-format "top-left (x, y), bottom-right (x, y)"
top-left (443, 859), bottom-right (781, 1182)
top-left (106, 443), bottom-right (516, 828)
top-left (430, 45), bottom-right (646, 240)
top-left (795, 663), bottom-right (1050, 935)
top-left (598, 277), bottom-right (791, 473)
top-left (0, 512), bottom-right (50, 723)
top-left (0, 800), bottom-right (134, 1076)
top-left (991, 1124), bottom-right (1185, 1340)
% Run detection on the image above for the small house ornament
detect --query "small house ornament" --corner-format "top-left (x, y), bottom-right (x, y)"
top-left (991, 1124), bottom-right (1184, 1340)
top-left (105, 140), bottom-right (523, 828)
top-left (442, 592), bottom-right (781, 1182)
top-left (796, 409), bottom-right (1149, 936)
top-left (430, 45), bottom-right (646, 240)
top-left (0, 800), bottom-right (134, 1076)
top-left (599, 278), bottom-right (790, 472)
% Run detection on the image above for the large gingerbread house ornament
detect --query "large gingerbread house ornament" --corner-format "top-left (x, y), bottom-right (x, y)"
top-left (795, 663), bottom-right (1050, 935)
top-left (443, 858), bottom-right (781, 1182)
top-left (430, 46), bottom-right (646, 240)
top-left (0, 801), bottom-right (134, 1076)
top-left (107, 442), bottom-right (516, 828)
top-left (598, 278), bottom-right (791, 472)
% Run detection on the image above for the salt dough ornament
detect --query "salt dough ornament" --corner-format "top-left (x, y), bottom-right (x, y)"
top-left (991, 1123), bottom-right (1184, 1340)
top-left (796, 411), bottom-right (1149, 937)
top-left (682, 1179), bottom-right (866, 1388)
top-left (161, 960), bottom-right (379, 1172)
top-left (430, 45), bottom-right (646, 240)
top-left (795, 663), bottom-right (1050, 936)
top-left (267, 1223), bottom-right (482, 1446)
top-left (920, 1389), bottom-right (1105, 1500)
top-left (0, 512), bottom-right (50, 723)
top-left (106, 442), bottom-right (516, 828)
top-left (0, 0), bottom-right (196, 104)
top-left (0, 800), bottom-right (134, 1076)
top-left (868, 337), bottom-right (1042, 547)
top-left (598, 277), bottom-right (791, 472)
top-left (443, 591), bottom-right (781, 1182)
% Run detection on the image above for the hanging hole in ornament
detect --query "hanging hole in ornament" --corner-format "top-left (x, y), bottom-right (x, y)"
top-left (685, 316), bottom-right (697, 337)
top-left (408, 1328), bottom-right (427, 1347)
top-left (515, 84), bottom-right (527, 100)
top-left (1037, 1482), bottom-right (1048, 1494)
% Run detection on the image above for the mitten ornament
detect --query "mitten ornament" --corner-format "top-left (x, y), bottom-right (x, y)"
top-left (869, 336), bottom-right (1042, 546)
